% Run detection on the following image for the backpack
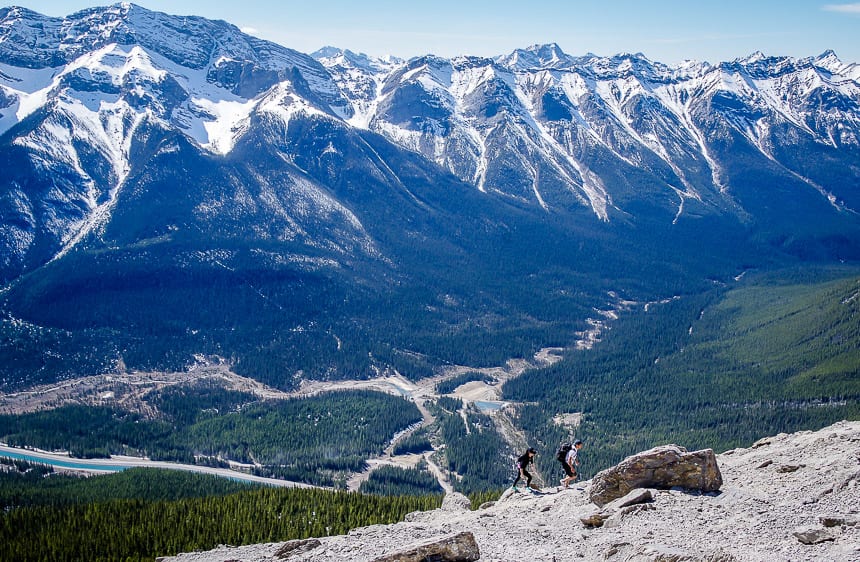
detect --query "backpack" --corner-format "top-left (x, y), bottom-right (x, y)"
top-left (555, 442), bottom-right (572, 462)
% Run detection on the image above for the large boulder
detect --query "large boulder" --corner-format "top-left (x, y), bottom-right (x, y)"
top-left (589, 445), bottom-right (722, 506)
top-left (441, 492), bottom-right (472, 511)
top-left (371, 531), bottom-right (480, 562)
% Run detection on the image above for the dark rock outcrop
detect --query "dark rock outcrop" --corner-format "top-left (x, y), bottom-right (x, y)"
top-left (793, 526), bottom-right (839, 545)
top-left (589, 445), bottom-right (722, 506)
top-left (371, 532), bottom-right (480, 562)
top-left (274, 538), bottom-right (321, 559)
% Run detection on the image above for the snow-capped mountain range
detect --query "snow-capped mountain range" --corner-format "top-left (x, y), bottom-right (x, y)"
top-left (317, 43), bottom-right (860, 222)
top-left (1, 3), bottom-right (859, 280)
top-left (1, 3), bottom-right (859, 385)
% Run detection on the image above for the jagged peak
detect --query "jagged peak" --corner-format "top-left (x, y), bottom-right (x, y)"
top-left (816, 48), bottom-right (840, 62)
top-left (497, 42), bottom-right (576, 70)
top-left (717, 50), bottom-right (859, 82)
top-left (524, 42), bottom-right (567, 58)
top-left (312, 46), bottom-right (401, 72)
top-left (450, 54), bottom-right (496, 71)
top-left (0, 5), bottom-right (47, 20)
top-left (738, 50), bottom-right (768, 64)
top-left (312, 46), bottom-right (345, 59)
top-left (813, 49), bottom-right (846, 74)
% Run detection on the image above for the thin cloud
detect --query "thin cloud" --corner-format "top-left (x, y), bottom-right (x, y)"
top-left (240, 26), bottom-right (260, 35)
top-left (822, 3), bottom-right (860, 13)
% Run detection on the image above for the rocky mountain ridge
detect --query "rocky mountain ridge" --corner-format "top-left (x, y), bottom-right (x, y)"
top-left (315, 42), bottom-right (860, 222)
top-left (161, 420), bottom-right (860, 562)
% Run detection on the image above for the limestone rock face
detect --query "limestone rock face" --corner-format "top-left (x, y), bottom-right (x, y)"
top-left (589, 445), bottom-right (722, 506)
top-left (793, 525), bottom-right (840, 545)
top-left (274, 538), bottom-right (321, 558)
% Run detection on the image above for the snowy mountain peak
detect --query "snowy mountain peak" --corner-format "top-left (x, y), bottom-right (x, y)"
top-left (813, 49), bottom-right (860, 80)
top-left (739, 50), bottom-right (768, 64)
top-left (312, 46), bottom-right (400, 74)
top-left (497, 42), bottom-right (575, 70)
top-left (815, 49), bottom-right (841, 67)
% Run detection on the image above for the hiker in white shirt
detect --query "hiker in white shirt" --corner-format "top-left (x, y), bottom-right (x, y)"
top-left (560, 439), bottom-right (583, 489)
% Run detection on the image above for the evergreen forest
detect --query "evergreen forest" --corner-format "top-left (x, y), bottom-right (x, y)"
top-left (0, 462), bottom-right (443, 562)
top-left (0, 268), bottom-right (858, 561)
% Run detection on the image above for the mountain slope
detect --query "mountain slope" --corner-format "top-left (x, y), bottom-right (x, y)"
top-left (160, 421), bottom-right (860, 562)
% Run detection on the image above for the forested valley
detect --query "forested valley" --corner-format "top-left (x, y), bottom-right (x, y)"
top-left (0, 390), bottom-right (422, 487)
top-left (506, 268), bottom-right (860, 479)
top-left (1, 268), bottom-right (858, 561)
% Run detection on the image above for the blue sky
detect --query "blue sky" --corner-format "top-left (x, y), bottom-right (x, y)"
top-left (7, 1), bottom-right (860, 64)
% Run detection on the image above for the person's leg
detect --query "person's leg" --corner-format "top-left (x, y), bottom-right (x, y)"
top-left (513, 464), bottom-right (522, 488)
top-left (560, 462), bottom-right (574, 487)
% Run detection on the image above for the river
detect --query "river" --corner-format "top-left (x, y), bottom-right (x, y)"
top-left (0, 444), bottom-right (317, 488)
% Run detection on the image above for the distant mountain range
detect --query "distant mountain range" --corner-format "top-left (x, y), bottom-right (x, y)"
top-left (0, 3), bottom-right (858, 388)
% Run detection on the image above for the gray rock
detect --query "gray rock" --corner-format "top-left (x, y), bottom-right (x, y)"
top-left (793, 525), bottom-right (839, 545)
top-left (589, 445), bottom-right (722, 506)
top-left (274, 538), bottom-right (321, 559)
top-left (606, 488), bottom-right (654, 510)
top-left (581, 489), bottom-right (654, 527)
top-left (580, 510), bottom-right (612, 528)
top-left (441, 492), bottom-right (472, 511)
top-left (820, 514), bottom-right (860, 528)
top-left (626, 544), bottom-right (738, 561)
top-left (370, 531), bottom-right (480, 562)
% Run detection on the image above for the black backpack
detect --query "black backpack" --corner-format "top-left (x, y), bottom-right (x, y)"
top-left (555, 442), bottom-right (572, 462)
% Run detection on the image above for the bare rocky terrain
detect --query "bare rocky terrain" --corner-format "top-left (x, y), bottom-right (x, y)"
top-left (160, 420), bottom-right (860, 562)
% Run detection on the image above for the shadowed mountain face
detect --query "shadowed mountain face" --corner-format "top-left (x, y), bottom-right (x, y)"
top-left (0, 5), bottom-right (858, 388)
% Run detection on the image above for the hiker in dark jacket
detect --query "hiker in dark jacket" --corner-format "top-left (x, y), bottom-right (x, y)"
top-left (512, 447), bottom-right (537, 490)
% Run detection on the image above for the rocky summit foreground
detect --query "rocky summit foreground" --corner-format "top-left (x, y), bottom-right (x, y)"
top-left (160, 421), bottom-right (860, 561)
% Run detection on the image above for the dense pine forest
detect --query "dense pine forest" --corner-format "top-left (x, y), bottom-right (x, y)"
top-left (359, 463), bottom-right (443, 495)
top-left (0, 463), bottom-right (444, 562)
top-left (434, 401), bottom-right (513, 493)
